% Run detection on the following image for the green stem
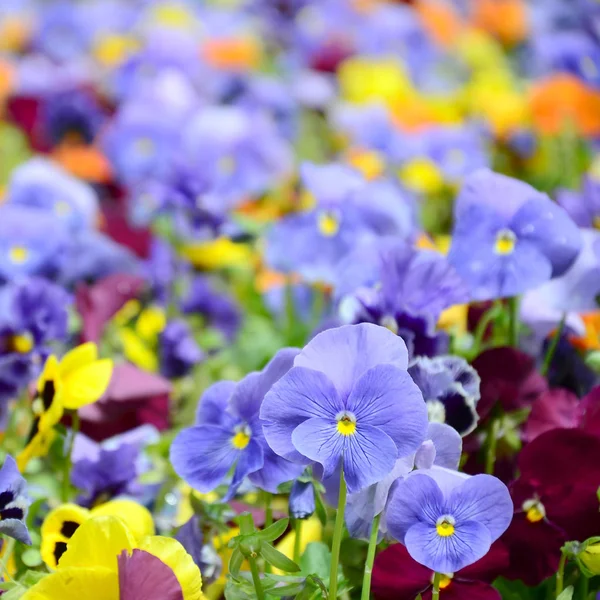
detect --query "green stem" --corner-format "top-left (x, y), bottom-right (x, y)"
top-left (485, 419), bottom-right (500, 475)
top-left (329, 466), bottom-right (347, 599)
top-left (361, 512), bottom-right (382, 600)
top-left (471, 304), bottom-right (501, 358)
top-left (248, 556), bottom-right (265, 600)
top-left (541, 313), bottom-right (566, 377)
top-left (432, 573), bottom-right (441, 600)
top-left (264, 492), bottom-right (273, 574)
top-left (62, 411), bottom-right (80, 503)
top-left (578, 574), bottom-right (589, 600)
top-left (556, 551), bottom-right (567, 598)
top-left (293, 519), bottom-right (302, 564)
top-left (507, 296), bottom-right (520, 347)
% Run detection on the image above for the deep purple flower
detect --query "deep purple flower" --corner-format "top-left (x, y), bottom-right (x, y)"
top-left (159, 320), bottom-right (204, 379)
top-left (289, 480), bottom-right (316, 520)
top-left (448, 169), bottom-right (582, 301)
top-left (170, 349), bottom-right (304, 500)
top-left (0, 455), bottom-right (31, 545)
top-left (260, 324), bottom-right (428, 494)
top-left (386, 469), bottom-right (513, 573)
top-left (409, 356), bottom-right (480, 436)
top-left (336, 240), bottom-right (468, 357)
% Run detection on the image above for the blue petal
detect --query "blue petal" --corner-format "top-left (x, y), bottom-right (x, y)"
top-left (291, 417), bottom-right (343, 480)
top-left (225, 438), bottom-right (264, 501)
top-left (195, 381), bottom-right (237, 426)
top-left (427, 423), bottom-right (462, 470)
top-left (247, 444), bottom-right (304, 494)
top-left (170, 425), bottom-right (238, 493)
top-left (346, 364), bottom-right (427, 458)
top-left (404, 519), bottom-right (491, 573)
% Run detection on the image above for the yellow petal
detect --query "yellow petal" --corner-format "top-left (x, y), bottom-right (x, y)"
top-left (17, 428), bottom-right (57, 472)
top-left (58, 515), bottom-right (135, 571)
top-left (180, 238), bottom-right (254, 270)
top-left (92, 500), bottom-right (155, 540)
top-left (138, 535), bottom-right (204, 600)
top-left (119, 329), bottom-right (159, 372)
top-left (41, 504), bottom-right (91, 569)
top-left (37, 355), bottom-right (59, 395)
top-left (58, 343), bottom-right (98, 377)
top-left (21, 566), bottom-right (118, 600)
top-left (61, 359), bottom-right (113, 409)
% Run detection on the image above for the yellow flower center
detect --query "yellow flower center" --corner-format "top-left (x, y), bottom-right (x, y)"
top-left (9, 246), bottom-right (28, 264)
top-left (436, 516), bottom-right (455, 537)
top-left (54, 200), bottom-right (72, 216)
top-left (232, 428), bottom-right (251, 450)
top-left (318, 211), bottom-right (340, 237)
top-left (399, 158), bottom-right (444, 195)
top-left (11, 332), bottom-right (34, 353)
top-left (523, 498), bottom-right (546, 523)
top-left (135, 137), bottom-right (155, 156)
top-left (439, 574), bottom-right (453, 589)
top-left (347, 148), bottom-right (385, 181)
top-left (494, 229), bottom-right (516, 255)
top-left (336, 412), bottom-right (357, 436)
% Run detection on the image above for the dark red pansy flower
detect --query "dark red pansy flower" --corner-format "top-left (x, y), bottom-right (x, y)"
top-left (76, 273), bottom-right (146, 344)
top-left (523, 388), bottom-right (579, 442)
top-left (579, 385), bottom-right (600, 437)
top-left (502, 429), bottom-right (600, 584)
top-left (472, 347), bottom-right (548, 421)
top-left (78, 363), bottom-right (171, 441)
top-left (372, 541), bottom-right (509, 600)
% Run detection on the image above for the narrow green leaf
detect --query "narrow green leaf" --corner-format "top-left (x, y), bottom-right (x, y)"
top-left (557, 586), bottom-right (574, 600)
top-left (257, 518), bottom-right (289, 542)
top-left (261, 543), bottom-right (301, 573)
top-left (264, 582), bottom-right (306, 597)
top-left (229, 547), bottom-right (244, 577)
top-left (314, 491), bottom-right (327, 527)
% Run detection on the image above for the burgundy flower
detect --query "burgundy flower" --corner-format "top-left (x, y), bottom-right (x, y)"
top-left (78, 363), bottom-right (171, 441)
top-left (472, 347), bottom-right (548, 421)
top-left (579, 385), bottom-right (600, 436)
top-left (373, 540), bottom-right (509, 600)
top-left (76, 273), bottom-right (146, 343)
top-left (523, 388), bottom-right (580, 442)
top-left (502, 429), bottom-right (600, 585)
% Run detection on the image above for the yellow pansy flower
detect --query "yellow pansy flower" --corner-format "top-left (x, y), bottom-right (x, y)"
top-left (180, 237), bottom-right (255, 270)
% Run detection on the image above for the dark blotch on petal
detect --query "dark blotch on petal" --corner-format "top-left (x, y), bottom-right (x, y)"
top-left (1, 507), bottom-right (24, 521)
top-left (0, 490), bottom-right (14, 510)
top-left (53, 541), bottom-right (68, 565)
top-left (60, 520), bottom-right (80, 538)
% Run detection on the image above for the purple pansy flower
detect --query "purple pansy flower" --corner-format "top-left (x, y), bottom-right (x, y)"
top-left (0, 454), bottom-right (31, 545)
top-left (386, 468), bottom-right (513, 573)
top-left (557, 175), bottom-right (600, 228)
top-left (260, 324), bottom-right (428, 494)
top-left (408, 356), bottom-right (481, 436)
top-left (448, 169), bottom-right (582, 301)
top-left (159, 320), bottom-right (204, 379)
top-left (170, 348), bottom-right (304, 500)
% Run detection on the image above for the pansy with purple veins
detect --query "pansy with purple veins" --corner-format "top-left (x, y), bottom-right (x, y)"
top-left (0, 454), bottom-right (31, 545)
top-left (260, 323), bottom-right (428, 494)
top-left (386, 468), bottom-right (513, 573)
top-left (448, 169), bottom-right (582, 301)
top-left (170, 348), bottom-right (304, 500)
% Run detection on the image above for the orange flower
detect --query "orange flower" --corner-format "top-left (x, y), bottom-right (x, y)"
top-left (201, 37), bottom-right (261, 72)
top-left (414, 0), bottom-right (464, 48)
top-left (529, 74), bottom-right (600, 136)
top-left (472, 0), bottom-right (529, 47)
top-left (51, 144), bottom-right (112, 184)
top-left (570, 313), bottom-right (600, 352)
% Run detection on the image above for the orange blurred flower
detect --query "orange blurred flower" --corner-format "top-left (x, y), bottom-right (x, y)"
top-left (202, 37), bottom-right (261, 72)
top-left (472, 0), bottom-right (529, 47)
top-left (414, 0), bottom-right (464, 48)
top-left (570, 313), bottom-right (600, 352)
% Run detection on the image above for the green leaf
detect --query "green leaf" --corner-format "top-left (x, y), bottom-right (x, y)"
top-left (314, 490), bottom-right (328, 527)
top-left (229, 547), bottom-right (244, 577)
top-left (261, 543), bottom-right (301, 573)
top-left (301, 542), bottom-right (331, 581)
top-left (257, 518), bottom-right (289, 542)
top-left (263, 582), bottom-right (306, 597)
top-left (557, 586), bottom-right (574, 600)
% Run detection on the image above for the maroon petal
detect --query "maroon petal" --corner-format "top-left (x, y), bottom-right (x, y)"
top-left (118, 549), bottom-right (183, 600)
top-left (579, 386), bottom-right (600, 437)
top-left (545, 483), bottom-right (600, 542)
top-left (459, 540), bottom-right (510, 583)
top-left (76, 274), bottom-right (146, 343)
top-left (523, 388), bottom-right (579, 442)
top-left (472, 347), bottom-right (548, 420)
top-left (372, 543), bottom-right (432, 600)
top-left (517, 428), bottom-right (600, 487)
top-left (422, 580), bottom-right (500, 600)
top-left (500, 514), bottom-right (565, 586)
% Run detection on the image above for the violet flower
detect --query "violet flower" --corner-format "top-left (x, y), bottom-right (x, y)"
top-left (0, 455), bottom-right (31, 545)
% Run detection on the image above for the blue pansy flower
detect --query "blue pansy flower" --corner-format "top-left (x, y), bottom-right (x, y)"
top-left (448, 169), bottom-right (582, 301)
top-left (261, 323), bottom-right (428, 494)
top-left (386, 468), bottom-right (512, 573)
top-left (0, 455), bottom-right (31, 545)
top-left (159, 320), bottom-right (204, 379)
top-left (170, 349), bottom-right (304, 500)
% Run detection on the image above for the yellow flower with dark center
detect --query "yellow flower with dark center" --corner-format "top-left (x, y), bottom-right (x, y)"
top-left (24, 516), bottom-right (204, 600)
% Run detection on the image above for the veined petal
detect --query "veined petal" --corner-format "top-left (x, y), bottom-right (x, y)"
top-left (248, 446), bottom-right (305, 494)
top-left (291, 417), bottom-right (343, 480)
top-left (62, 359), bottom-right (113, 409)
top-left (261, 367), bottom-right (343, 463)
top-left (343, 424), bottom-right (398, 494)
top-left (346, 364), bottom-right (427, 458)
top-left (427, 423), bottom-right (462, 470)
top-left (405, 519), bottom-right (491, 573)
top-left (170, 425), bottom-right (238, 493)
top-left (224, 438), bottom-right (264, 501)
top-left (195, 381), bottom-right (237, 426)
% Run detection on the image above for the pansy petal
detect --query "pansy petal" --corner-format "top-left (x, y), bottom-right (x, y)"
top-left (248, 447), bottom-right (304, 494)
top-left (170, 426), bottom-right (238, 493)
top-left (428, 423), bottom-right (462, 470)
top-left (58, 342), bottom-right (98, 377)
top-left (405, 519), bottom-right (491, 573)
top-left (62, 359), bottom-right (113, 409)
top-left (294, 323), bottom-right (409, 399)
top-left (195, 381), bottom-right (237, 426)
top-left (346, 364), bottom-right (427, 457)
top-left (448, 475), bottom-right (513, 541)
top-left (20, 566), bottom-right (117, 600)
top-left (230, 348), bottom-right (299, 422)
top-left (386, 473), bottom-right (444, 543)
top-left (261, 367), bottom-right (343, 463)
top-left (291, 417), bottom-right (343, 480)
top-left (225, 438), bottom-right (264, 501)
top-left (343, 424), bottom-right (398, 494)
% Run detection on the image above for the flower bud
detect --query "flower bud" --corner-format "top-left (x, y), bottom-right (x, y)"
top-left (289, 480), bottom-right (315, 520)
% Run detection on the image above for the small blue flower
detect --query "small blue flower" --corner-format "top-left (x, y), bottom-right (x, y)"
top-left (170, 349), bottom-right (304, 500)
top-left (386, 469), bottom-right (513, 573)
top-left (0, 455), bottom-right (31, 545)
top-left (261, 323), bottom-right (428, 494)
top-left (159, 320), bottom-right (204, 379)
top-left (289, 480), bottom-right (316, 520)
